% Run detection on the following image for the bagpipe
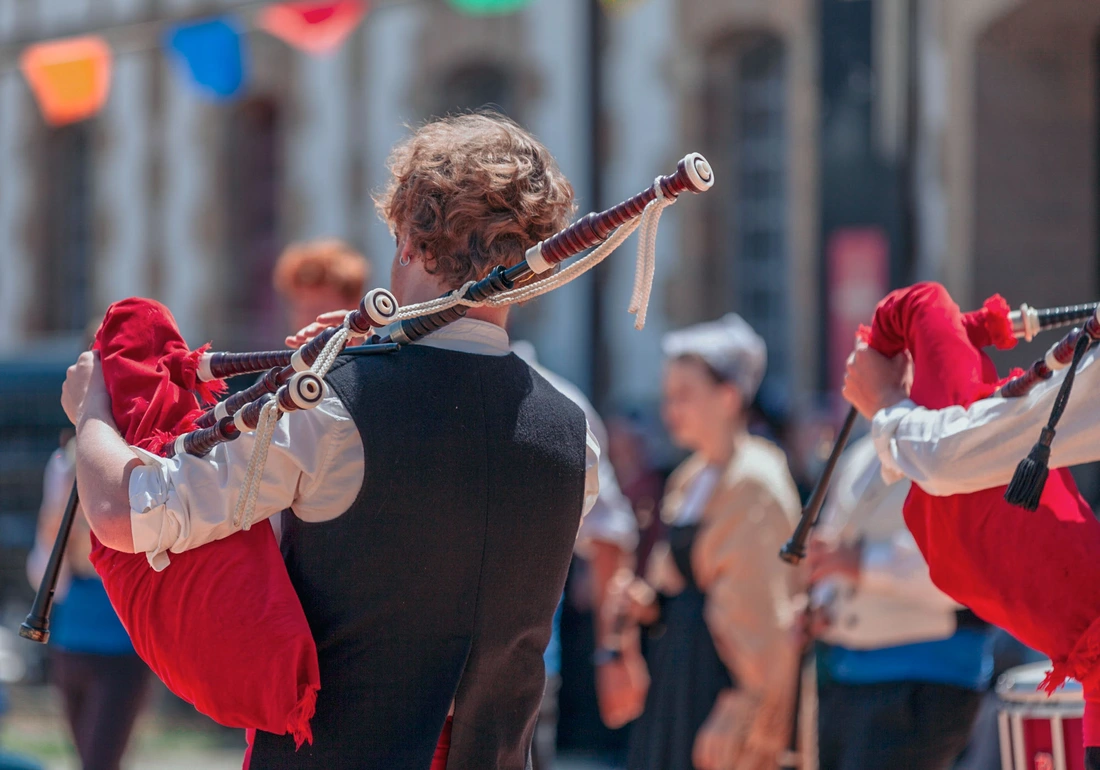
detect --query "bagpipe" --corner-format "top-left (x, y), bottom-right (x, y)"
top-left (20, 153), bottom-right (714, 747)
top-left (783, 284), bottom-right (1100, 724)
top-left (780, 298), bottom-right (1100, 565)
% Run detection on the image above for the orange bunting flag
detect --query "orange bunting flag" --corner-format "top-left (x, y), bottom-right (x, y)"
top-left (259, 1), bottom-right (368, 55)
top-left (20, 36), bottom-right (112, 126)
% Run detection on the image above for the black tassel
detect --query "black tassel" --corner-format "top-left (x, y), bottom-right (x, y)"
top-left (1005, 333), bottom-right (1091, 510)
top-left (1004, 429), bottom-right (1052, 511)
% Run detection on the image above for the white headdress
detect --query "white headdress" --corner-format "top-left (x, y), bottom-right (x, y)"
top-left (662, 313), bottom-right (767, 401)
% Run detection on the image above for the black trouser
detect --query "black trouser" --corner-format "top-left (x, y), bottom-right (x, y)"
top-left (1088, 746), bottom-right (1100, 770)
top-left (51, 649), bottom-right (152, 770)
top-left (818, 681), bottom-right (982, 770)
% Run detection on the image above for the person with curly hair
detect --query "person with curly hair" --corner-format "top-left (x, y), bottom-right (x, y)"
top-left (59, 113), bottom-right (602, 769)
top-left (272, 239), bottom-right (372, 334)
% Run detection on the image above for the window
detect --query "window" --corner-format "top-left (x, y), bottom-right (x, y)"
top-left (729, 38), bottom-right (789, 402)
top-left (437, 63), bottom-right (516, 118)
top-left (33, 122), bottom-right (94, 337)
top-left (223, 97), bottom-right (282, 350)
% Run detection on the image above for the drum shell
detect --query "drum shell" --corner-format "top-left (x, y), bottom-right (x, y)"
top-left (997, 662), bottom-right (1084, 770)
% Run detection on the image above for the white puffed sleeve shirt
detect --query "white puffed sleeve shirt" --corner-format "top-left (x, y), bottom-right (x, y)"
top-left (870, 345), bottom-right (1100, 495)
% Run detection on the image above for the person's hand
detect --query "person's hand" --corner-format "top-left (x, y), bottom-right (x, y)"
top-left (806, 537), bottom-right (862, 584)
top-left (792, 603), bottom-right (835, 649)
top-left (606, 570), bottom-right (660, 627)
top-left (842, 341), bottom-right (912, 420)
top-left (791, 607), bottom-right (815, 650)
top-left (692, 690), bottom-right (744, 770)
top-left (61, 351), bottom-right (110, 426)
top-left (596, 629), bottom-right (649, 729)
top-left (285, 310), bottom-right (369, 349)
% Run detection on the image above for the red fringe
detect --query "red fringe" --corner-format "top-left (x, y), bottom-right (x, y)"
top-left (185, 344), bottom-right (228, 405)
top-left (961, 294), bottom-right (1016, 351)
top-left (237, 686), bottom-right (317, 764)
top-left (289, 684), bottom-right (319, 749)
top-left (982, 295), bottom-right (1016, 350)
top-left (147, 430), bottom-right (176, 456)
top-left (1040, 614), bottom-right (1100, 696)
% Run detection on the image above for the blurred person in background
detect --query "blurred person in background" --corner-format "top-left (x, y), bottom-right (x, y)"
top-left (272, 239), bottom-right (372, 334)
top-left (611, 313), bottom-right (803, 770)
top-left (805, 434), bottom-right (992, 770)
top-left (606, 415), bottom-right (666, 577)
top-left (27, 430), bottom-right (151, 770)
top-left (270, 241), bottom-right (374, 547)
top-left (511, 341), bottom-right (649, 769)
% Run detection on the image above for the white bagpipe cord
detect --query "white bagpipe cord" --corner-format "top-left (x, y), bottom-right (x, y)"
top-left (389, 178), bottom-right (674, 330)
top-left (231, 185), bottom-right (676, 528)
top-left (628, 179), bottom-right (672, 330)
top-left (232, 319), bottom-right (352, 531)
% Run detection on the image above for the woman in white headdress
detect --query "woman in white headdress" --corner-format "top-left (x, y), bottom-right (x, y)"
top-left (612, 314), bottom-right (803, 770)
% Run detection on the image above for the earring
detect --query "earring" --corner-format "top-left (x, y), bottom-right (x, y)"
top-left (399, 254), bottom-right (410, 267)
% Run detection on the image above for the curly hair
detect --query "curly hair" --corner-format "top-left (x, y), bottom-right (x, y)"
top-left (375, 113), bottom-right (576, 288)
top-left (272, 239), bottom-right (370, 306)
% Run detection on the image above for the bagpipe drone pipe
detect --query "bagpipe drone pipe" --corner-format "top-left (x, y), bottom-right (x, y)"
top-left (21, 154), bottom-right (714, 748)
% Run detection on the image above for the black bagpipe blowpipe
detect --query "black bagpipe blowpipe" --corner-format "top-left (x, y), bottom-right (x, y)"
top-left (779, 408), bottom-right (858, 566)
top-left (20, 484), bottom-right (79, 642)
top-left (778, 299), bottom-right (1100, 566)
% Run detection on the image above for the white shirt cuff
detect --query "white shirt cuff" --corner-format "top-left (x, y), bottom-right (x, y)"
top-left (128, 447), bottom-right (177, 572)
top-left (871, 399), bottom-right (918, 487)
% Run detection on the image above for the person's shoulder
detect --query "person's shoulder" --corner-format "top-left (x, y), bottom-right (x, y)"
top-left (739, 435), bottom-right (792, 475)
top-left (667, 453), bottom-right (708, 493)
top-left (523, 359), bottom-right (604, 427)
top-left (733, 436), bottom-right (800, 513)
top-left (523, 361), bottom-right (588, 419)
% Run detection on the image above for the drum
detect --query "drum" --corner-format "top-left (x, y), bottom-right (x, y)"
top-left (997, 661), bottom-right (1084, 770)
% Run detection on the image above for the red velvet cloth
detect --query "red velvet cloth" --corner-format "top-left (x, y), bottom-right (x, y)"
top-left (87, 298), bottom-right (320, 747)
top-left (865, 283), bottom-right (1100, 738)
top-left (430, 716), bottom-right (453, 770)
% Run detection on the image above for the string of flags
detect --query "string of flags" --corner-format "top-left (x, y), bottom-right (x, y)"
top-left (14, 0), bottom-right (640, 127)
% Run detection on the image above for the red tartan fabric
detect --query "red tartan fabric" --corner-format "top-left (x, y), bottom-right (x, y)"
top-left (86, 298), bottom-right (320, 746)
top-left (865, 283), bottom-right (1100, 710)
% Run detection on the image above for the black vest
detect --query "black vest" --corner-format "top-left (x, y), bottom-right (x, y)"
top-left (250, 345), bottom-right (587, 770)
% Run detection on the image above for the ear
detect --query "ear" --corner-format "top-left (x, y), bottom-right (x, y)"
top-left (720, 382), bottom-right (743, 417)
top-left (398, 237), bottom-right (417, 264)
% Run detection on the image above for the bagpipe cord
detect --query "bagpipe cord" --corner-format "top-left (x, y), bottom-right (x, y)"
top-left (233, 322), bottom-right (352, 531)
top-left (389, 178), bottom-right (673, 330)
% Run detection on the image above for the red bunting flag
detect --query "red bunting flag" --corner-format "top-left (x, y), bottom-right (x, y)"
top-left (259, 1), bottom-right (368, 55)
top-left (20, 36), bottom-right (112, 126)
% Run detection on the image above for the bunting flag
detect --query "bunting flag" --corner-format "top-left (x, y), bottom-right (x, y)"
top-left (446, 0), bottom-right (533, 16)
top-left (19, 36), bottom-right (112, 126)
top-left (164, 17), bottom-right (246, 100)
top-left (258, 2), bottom-right (368, 55)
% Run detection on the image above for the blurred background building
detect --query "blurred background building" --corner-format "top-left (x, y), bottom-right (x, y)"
top-left (0, 0), bottom-right (1098, 764)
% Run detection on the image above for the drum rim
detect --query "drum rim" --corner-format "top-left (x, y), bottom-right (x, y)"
top-left (996, 661), bottom-right (1083, 705)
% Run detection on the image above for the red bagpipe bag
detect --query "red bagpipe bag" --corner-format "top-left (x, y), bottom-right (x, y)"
top-left (864, 282), bottom-right (1100, 704)
top-left (87, 298), bottom-right (320, 745)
